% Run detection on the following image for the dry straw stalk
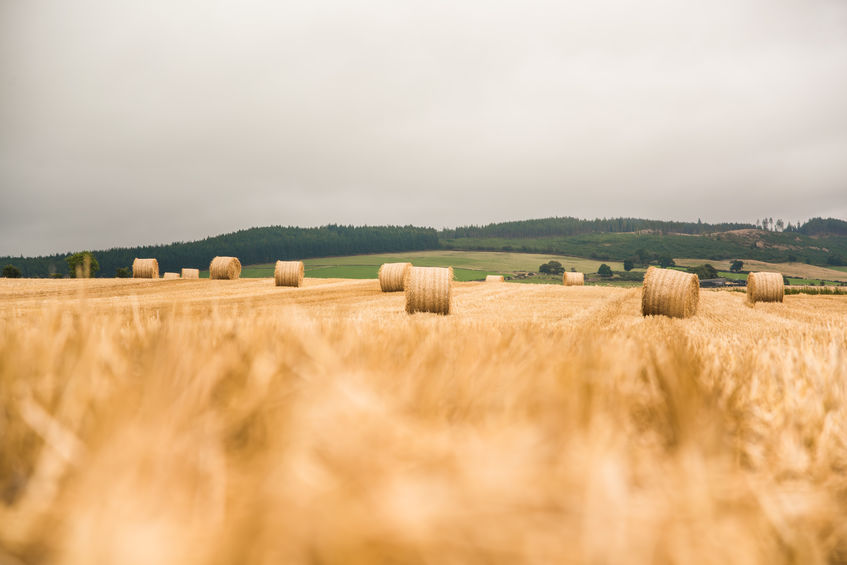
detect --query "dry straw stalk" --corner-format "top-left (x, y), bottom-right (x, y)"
top-left (563, 272), bottom-right (585, 286)
top-left (379, 263), bottom-right (412, 292)
top-left (209, 257), bottom-right (241, 280)
top-left (641, 266), bottom-right (699, 318)
top-left (275, 261), bottom-right (304, 287)
top-left (132, 258), bottom-right (159, 279)
top-left (405, 266), bottom-right (453, 315)
top-left (162, 272), bottom-right (180, 280)
top-left (485, 275), bottom-right (505, 282)
top-left (747, 272), bottom-right (784, 303)
top-left (181, 268), bottom-right (200, 279)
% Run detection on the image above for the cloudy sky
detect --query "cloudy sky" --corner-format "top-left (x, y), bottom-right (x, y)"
top-left (1, 0), bottom-right (847, 256)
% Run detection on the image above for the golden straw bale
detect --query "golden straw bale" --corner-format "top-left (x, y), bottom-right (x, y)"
top-left (209, 256), bottom-right (241, 280)
top-left (132, 258), bottom-right (159, 279)
top-left (378, 263), bottom-right (412, 292)
top-left (274, 261), bottom-right (304, 287)
top-left (641, 266), bottom-right (699, 318)
top-left (485, 275), bottom-right (505, 282)
top-left (563, 272), bottom-right (585, 286)
top-left (162, 272), bottom-right (180, 280)
top-left (747, 272), bottom-right (784, 303)
top-left (405, 266), bottom-right (453, 315)
top-left (181, 268), bottom-right (199, 279)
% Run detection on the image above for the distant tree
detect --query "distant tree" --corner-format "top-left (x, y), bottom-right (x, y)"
top-left (623, 259), bottom-right (634, 271)
top-left (2, 264), bottom-right (21, 278)
top-left (827, 254), bottom-right (845, 266)
top-left (730, 260), bottom-right (744, 273)
top-left (49, 273), bottom-right (64, 279)
top-left (66, 252), bottom-right (100, 278)
top-left (775, 219), bottom-right (784, 232)
top-left (115, 267), bottom-right (131, 278)
top-left (539, 260), bottom-right (564, 275)
top-left (597, 263), bottom-right (613, 277)
top-left (787, 253), bottom-right (798, 263)
top-left (657, 255), bottom-right (675, 268)
top-left (690, 264), bottom-right (719, 280)
top-left (634, 248), bottom-right (651, 267)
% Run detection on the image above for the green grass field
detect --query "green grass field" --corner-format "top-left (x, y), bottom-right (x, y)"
top-left (199, 250), bottom-right (847, 287)
top-left (203, 251), bottom-right (642, 282)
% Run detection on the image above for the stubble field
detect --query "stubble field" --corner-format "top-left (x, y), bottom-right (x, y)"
top-left (2, 278), bottom-right (847, 564)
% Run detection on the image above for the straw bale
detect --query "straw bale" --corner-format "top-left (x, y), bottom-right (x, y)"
top-left (641, 266), bottom-right (699, 318)
top-left (275, 261), bottom-right (304, 287)
top-left (181, 268), bottom-right (199, 279)
top-left (132, 258), bottom-right (159, 279)
top-left (747, 271), bottom-right (784, 303)
top-left (485, 275), bottom-right (505, 283)
top-left (405, 266), bottom-right (453, 315)
top-left (209, 256), bottom-right (241, 280)
top-left (563, 272), bottom-right (585, 286)
top-left (378, 263), bottom-right (412, 292)
top-left (162, 272), bottom-right (180, 280)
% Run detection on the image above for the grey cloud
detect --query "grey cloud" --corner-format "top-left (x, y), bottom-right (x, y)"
top-left (2, 0), bottom-right (846, 255)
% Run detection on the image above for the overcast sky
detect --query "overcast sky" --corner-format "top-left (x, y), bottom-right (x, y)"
top-left (2, 0), bottom-right (847, 256)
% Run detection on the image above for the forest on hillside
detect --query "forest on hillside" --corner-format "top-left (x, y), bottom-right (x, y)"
top-left (3, 217), bottom-right (846, 277)
top-left (1, 225), bottom-right (438, 278)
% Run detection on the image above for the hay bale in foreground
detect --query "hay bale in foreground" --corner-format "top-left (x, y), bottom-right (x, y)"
top-left (747, 272), bottom-right (784, 303)
top-left (405, 266), bottom-right (453, 315)
top-left (485, 275), bottom-right (505, 283)
top-left (209, 256), bottom-right (241, 280)
top-left (132, 258), bottom-right (159, 279)
top-left (641, 266), bottom-right (699, 318)
top-left (162, 272), bottom-right (180, 280)
top-left (181, 268), bottom-right (199, 279)
top-left (274, 260), bottom-right (304, 287)
top-left (563, 272), bottom-right (585, 286)
top-left (378, 262), bottom-right (412, 292)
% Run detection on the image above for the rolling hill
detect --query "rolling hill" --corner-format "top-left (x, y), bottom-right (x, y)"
top-left (2, 217), bottom-right (846, 278)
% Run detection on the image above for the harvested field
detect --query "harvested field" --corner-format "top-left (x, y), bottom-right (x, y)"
top-left (2, 278), bottom-right (847, 564)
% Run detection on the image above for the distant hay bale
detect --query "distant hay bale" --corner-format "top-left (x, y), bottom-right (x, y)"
top-left (641, 266), bottom-right (699, 318)
top-left (563, 272), bottom-right (585, 286)
top-left (181, 268), bottom-right (199, 279)
top-left (485, 275), bottom-right (505, 283)
top-left (162, 272), bottom-right (180, 280)
top-left (378, 262), bottom-right (411, 292)
top-left (274, 260), bottom-right (304, 287)
top-left (405, 266), bottom-right (453, 315)
top-left (209, 256), bottom-right (241, 280)
top-left (132, 258), bottom-right (159, 279)
top-left (747, 271), bottom-right (784, 303)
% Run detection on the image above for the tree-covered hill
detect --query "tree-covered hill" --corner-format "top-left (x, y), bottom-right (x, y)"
top-left (1, 225), bottom-right (439, 278)
top-left (3, 216), bottom-right (846, 277)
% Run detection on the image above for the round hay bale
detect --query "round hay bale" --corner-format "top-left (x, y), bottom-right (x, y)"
top-left (209, 256), bottom-right (241, 280)
top-left (274, 260), bottom-right (304, 287)
top-left (641, 266), bottom-right (699, 318)
top-left (405, 266), bottom-right (453, 315)
top-left (485, 275), bottom-right (505, 282)
top-left (162, 272), bottom-right (180, 280)
top-left (563, 272), bottom-right (585, 286)
top-left (747, 271), bottom-right (784, 303)
top-left (132, 258), bottom-right (159, 279)
top-left (378, 262), bottom-right (411, 292)
top-left (181, 268), bottom-right (200, 279)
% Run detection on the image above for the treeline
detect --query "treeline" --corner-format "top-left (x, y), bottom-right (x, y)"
top-left (440, 217), bottom-right (755, 239)
top-left (799, 217), bottom-right (847, 236)
top-left (4, 216), bottom-right (847, 278)
top-left (1, 225), bottom-right (439, 278)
